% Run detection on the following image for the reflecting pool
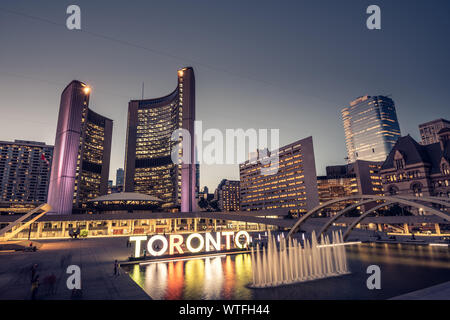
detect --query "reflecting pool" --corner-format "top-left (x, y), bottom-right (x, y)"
top-left (124, 243), bottom-right (450, 300)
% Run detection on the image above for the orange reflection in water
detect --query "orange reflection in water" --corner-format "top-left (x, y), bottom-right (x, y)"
top-left (165, 261), bottom-right (184, 300)
top-left (222, 255), bottom-right (235, 299)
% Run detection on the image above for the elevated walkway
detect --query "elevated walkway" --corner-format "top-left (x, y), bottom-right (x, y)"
top-left (0, 203), bottom-right (51, 250)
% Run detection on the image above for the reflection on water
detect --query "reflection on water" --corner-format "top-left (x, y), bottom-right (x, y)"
top-left (126, 244), bottom-right (450, 300)
top-left (128, 254), bottom-right (252, 300)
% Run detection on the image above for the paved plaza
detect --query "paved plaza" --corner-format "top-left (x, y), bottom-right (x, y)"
top-left (0, 237), bottom-right (149, 300)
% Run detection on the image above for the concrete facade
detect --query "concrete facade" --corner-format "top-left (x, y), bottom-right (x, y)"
top-left (240, 136), bottom-right (319, 213)
top-left (419, 118), bottom-right (450, 145)
top-left (0, 140), bottom-right (53, 208)
top-left (47, 80), bottom-right (113, 215)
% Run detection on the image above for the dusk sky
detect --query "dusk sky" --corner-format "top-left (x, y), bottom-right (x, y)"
top-left (0, 0), bottom-right (449, 190)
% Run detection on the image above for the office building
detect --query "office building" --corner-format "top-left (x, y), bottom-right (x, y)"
top-left (116, 168), bottom-right (124, 186)
top-left (0, 140), bottom-right (53, 213)
top-left (47, 80), bottom-right (113, 215)
top-left (317, 160), bottom-right (383, 214)
top-left (342, 95), bottom-right (401, 163)
top-left (216, 179), bottom-right (240, 212)
top-left (124, 67), bottom-right (197, 212)
top-left (239, 136), bottom-right (319, 213)
top-left (419, 118), bottom-right (450, 145)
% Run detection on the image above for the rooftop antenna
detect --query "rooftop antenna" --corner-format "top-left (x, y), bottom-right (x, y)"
top-left (141, 82), bottom-right (144, 100)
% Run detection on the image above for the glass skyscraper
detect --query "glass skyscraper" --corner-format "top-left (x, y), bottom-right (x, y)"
top-left (342, 95), bottom-right (401, 163)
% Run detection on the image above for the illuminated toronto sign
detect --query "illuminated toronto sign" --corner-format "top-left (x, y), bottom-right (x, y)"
top-left (129, 231), bottom-right (251, 258)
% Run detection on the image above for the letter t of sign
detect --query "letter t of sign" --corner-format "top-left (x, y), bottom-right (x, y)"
top-left (129, 236), bottom-right (147, 257)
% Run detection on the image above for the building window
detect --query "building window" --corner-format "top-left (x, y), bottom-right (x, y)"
top-left (395, 159), bottom-right (405, 170)
top-left (442, 163), bottom-right (450, 175)
top-left (411, 183), bottom-right (423, 197)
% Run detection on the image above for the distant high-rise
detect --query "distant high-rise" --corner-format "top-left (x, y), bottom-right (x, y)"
top-left (124, 67), bottom-right (196, 212)
top-left (47, 80), bottom-right (113, 215)
top-left (419, 118), bottom-right (450, 145)
top-left (216, 179), bottom-right (240, 212)
top-left (116, 168), bottom-right (124, 186)
top-left (342, 95), bottom-right (401, 163)
top-left (0, 140), bottom-right (53, 205)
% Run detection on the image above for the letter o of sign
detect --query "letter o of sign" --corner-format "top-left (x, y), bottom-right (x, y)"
top-left (186, 233), bottom-right (205, 253)
top-left (147, 235), bottom-right (168, 256)
top-left (235, 231), bottom-right (250, 249)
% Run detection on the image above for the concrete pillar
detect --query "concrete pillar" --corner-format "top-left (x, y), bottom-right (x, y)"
top-left (61, 222), bottom-right (66, 237)
top-left (129, 220), bottom-right (134, 234)
top-left (404, 223), bottom-right (409, 234)
top-left (435, 223), bottom-right (441, 235)
top-left (35, 222), bottom-right (42, 239)
top-left (194, 218), bottom-right (197, 232)
top-left (107, 221), bottom-right (112, 236)
top-left (377, 224), bottom-right (382, 232)
top-left (214, 220), bottom-right (217, 232)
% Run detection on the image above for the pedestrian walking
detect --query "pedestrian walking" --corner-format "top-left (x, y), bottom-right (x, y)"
top-left (114, 260), bottom-right (119, 276)
top-left (31, 275), bottom-right (39, 300)
top-left (30, 264), bottom-right (38, 283)
top-left (44, 273), bottom-right (57, 295)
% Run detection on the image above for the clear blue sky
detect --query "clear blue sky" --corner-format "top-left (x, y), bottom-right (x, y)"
top-left (0, 0), bottom-right (449, 190)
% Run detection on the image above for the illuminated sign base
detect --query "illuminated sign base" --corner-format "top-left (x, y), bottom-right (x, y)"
top-left (129, 231), bottom-right (251, 258)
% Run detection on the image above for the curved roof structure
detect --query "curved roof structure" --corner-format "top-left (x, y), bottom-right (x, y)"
top-left (88, 192), bottom-right (162, 202)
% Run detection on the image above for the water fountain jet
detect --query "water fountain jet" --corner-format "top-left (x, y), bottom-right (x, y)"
top-left (250, 230), bottom-right (350, 288)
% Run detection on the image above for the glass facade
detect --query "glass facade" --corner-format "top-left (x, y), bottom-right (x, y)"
top-left (134, 100), bottom-right (180, 208)
top-left (0, 216), bottom-right (274, 240)
top-left (342, 96), bottom-right (401, 163)
top-left (76, 110), bottom-right (110, 208)
top-left (125, 67), bottom-right (197, 211)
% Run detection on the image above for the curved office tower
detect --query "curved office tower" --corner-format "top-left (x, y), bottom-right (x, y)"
top-left (342, 95), bottom-right (401, 163)
top-left (47, 80), bottom-right (113, 215)
top-left (124, 67), bottom-right (197, 212)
